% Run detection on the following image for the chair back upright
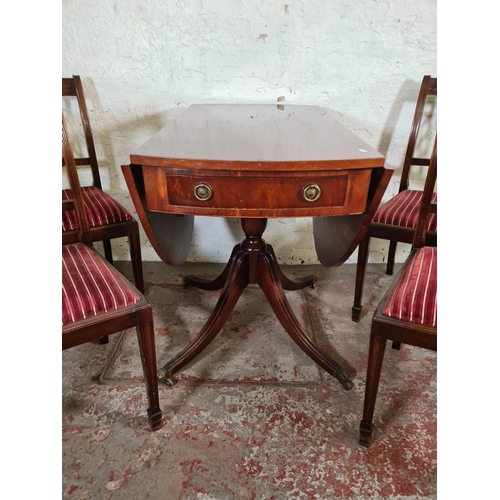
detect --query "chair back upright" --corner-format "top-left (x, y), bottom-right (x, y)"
top-left (62, 113), bottom-right (91, 245)
top-left (399, 75), bottom-right (437, 193)
top-left (413, 137), bottom-right (437, 250)
top-left (62, 75), bottom-right (101, 189)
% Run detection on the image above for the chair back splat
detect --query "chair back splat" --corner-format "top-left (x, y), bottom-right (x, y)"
top-left (62, 75), bottom-right (101, 188)
top-left (399, 76), bottom-right (437, 192)
top-left (413, 138), bottom-right (437, 249)
top-left (62, 113), bottom-right (91, 244)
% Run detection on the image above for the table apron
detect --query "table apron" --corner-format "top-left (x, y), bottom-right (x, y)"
top-left (143, 166), bottom-right (372, 218)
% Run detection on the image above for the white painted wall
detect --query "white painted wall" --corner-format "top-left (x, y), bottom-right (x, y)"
top-left (62, 0), bottom-right (437, 265)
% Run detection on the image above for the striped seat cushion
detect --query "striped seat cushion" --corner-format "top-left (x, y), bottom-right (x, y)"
top-left (373, 190), bottom-right (437, 231)
top-left (382, 246), bottom-right (437, 327)
top-left (62, 186), bottom-right (133, 232)
top-left (62, 243), bottom-right (142, 325)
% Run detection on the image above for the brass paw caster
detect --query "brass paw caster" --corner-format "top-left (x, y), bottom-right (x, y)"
top-left (158, 368), bottom-right (176, 386)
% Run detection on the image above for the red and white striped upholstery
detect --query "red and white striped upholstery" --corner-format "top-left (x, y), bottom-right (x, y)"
top-left (62, 243), bottom-right (141, 325)
top-left (373, 190), bottom-right (437, 231)
top-left (62, 186), bottom-right (133, 232)
top-left (382, 246), bottom-right (437, 327)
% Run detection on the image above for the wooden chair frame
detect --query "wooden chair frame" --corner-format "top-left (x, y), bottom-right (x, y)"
top-left (62, 75), bottom-right (144, 292)
top-left (352, 75), bottom-right (437, 322)
top-left (359, 137), bottom-right (437, 447)
top-left (62, 114), bottom-right (162, 431)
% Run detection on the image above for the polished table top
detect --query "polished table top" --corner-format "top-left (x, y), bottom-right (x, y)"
top-left (130, 104), bottom-right (386, 223)
top-left (131, 104), bottom-right (384, 170)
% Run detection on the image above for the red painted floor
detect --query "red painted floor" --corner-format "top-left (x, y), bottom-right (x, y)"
top-left (62, 262), bottom-right (436, 499)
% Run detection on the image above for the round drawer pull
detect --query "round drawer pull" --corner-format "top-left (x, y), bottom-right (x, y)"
top-left (302, 183), bottom-right (321, 202)
top-left (194, 183), bottom-right (213, 201)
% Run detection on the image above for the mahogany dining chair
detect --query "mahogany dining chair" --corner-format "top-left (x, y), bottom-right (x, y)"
top-left (359, 136), bottom-right (437, 447)
top-left (62, 75), bottom-right (144, 293)
top-left (62, 113), bottom-right (162, 431)
top-left (352, 75), bottom-right (437, 322)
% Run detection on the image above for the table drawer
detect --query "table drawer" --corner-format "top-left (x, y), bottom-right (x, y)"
top-left (143, 167), bottom-right (372, 217)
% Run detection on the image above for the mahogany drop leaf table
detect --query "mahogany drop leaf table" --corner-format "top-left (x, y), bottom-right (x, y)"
top-left (122, 104), bottom-right (391, 390)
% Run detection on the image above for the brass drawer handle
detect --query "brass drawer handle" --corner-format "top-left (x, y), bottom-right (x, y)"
top-left (302, 183), bottom-right (321, 202)
top-left (194, 182), bottom-right (213, 201)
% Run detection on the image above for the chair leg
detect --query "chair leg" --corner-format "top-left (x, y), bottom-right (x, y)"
top-left (103, 239), bottom-right (113, 265)
top-left (129, 231), bottom-right (144, 293)
top-left (391, 341), bottom-right (401, 350)
top-left (386, 241), bottom-right (397, 275)
top-left (136, 319), bottom-right (162, 431)
top-left (352, 235), bottom-right (370, 322)
top-left (359, 325), bottom-right (387, 447)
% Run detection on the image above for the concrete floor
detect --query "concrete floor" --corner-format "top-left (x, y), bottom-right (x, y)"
top-left (62, 261), bottom-right (436, 499)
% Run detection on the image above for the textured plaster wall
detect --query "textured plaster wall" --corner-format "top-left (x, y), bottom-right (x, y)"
top-left (62, 0), bottom-right (437, 265)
